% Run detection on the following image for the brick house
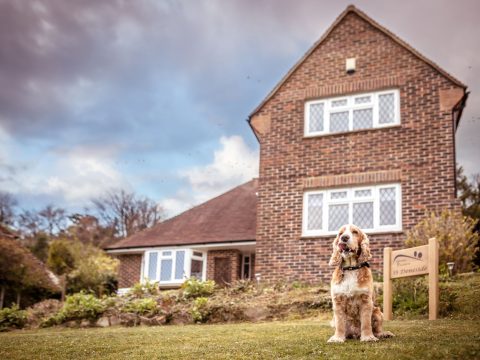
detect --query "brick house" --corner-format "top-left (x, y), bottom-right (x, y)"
top-left (106, 5), bottom-right (467, 289)
top-left (106, 180), bottom-right (257, 289)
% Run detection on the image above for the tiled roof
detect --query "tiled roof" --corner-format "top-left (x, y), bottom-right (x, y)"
top-left (106, 179), bottom-right (257, 250)
top-left (249, 5), bottom-right (467, 118)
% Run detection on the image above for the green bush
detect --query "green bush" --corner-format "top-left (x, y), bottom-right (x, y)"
top-left (122, 298), bottom-right (157, 315)
top-left (387, 277), bottom-right (458, 317)
top-left (191, 297), bottom-right (209, 323)
top-left (128, 280), bottom-right (159, 298)
top-left (406, 210), bottom-right (479, 274)
top-left (0, 305), bottom-right (27, 330)
top-left (181, 278), bottom-right (216, 299)
top-left (58, 292), bottom-right (105, 322)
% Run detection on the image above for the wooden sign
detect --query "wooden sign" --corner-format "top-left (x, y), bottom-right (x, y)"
top-left (383, 238), bottom-right (439, 321)
top-left (391, 245), bottom-right (429, 278)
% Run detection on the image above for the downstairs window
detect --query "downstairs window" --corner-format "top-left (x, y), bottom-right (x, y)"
top-left (302, 183), bottom-right (401, 236)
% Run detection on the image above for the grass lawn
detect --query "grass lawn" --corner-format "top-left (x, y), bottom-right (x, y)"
top-left (1, 319), bottom-right (479, 359)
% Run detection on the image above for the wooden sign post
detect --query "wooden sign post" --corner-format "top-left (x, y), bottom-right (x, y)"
top-left (383, 238), bottom-right (439, 320)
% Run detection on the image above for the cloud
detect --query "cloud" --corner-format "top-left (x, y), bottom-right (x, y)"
top-left (161, 135), bottom-right (259, 216)
top-left (0, 135), bottom-right (129, 209)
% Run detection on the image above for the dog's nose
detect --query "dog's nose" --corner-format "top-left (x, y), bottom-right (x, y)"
top-left (341, 234), bottom-right (350, 242)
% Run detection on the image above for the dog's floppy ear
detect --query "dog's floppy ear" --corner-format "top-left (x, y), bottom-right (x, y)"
top-left (329, 233), bottom-right (342, 266)
top-left (358, 229), bottom-right (371, 263)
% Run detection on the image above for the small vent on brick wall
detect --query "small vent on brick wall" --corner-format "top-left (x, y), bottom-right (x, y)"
top-left (346, 58), bottom-right (356, 74)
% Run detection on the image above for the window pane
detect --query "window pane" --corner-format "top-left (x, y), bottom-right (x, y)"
top-left (147, 252), bottom-right (157, 281)
top-left (353, 108), bottom-right (373, 130)
top-left (379, 93), bottom-right (395, 124)
top-left (160, 259), bottom-right (173, 281)
top-left (191, 259), bottom-right (203, 280)
top-left (193, 251), bottom-right (203, 258)
top-left (329, 111), bottom-right (349, 133)
top-left (331, 99), bottom-right (347, 107)
top-left (328, 204), bottom-right (349, 231)
top-left (309, 103), bottom-right (324, 132)
top-left (307, 194), bottom-right (323, 230)
top-left (380, 187), bottom-right (397, 225)
top-left (353, 202), bottom-right (374, 229)
top-left (162, 251), bottom-right (172, 256)
top-left (331, 191), bottom-right (347, 199)
top-left (355, 95), bottom-right (371, 104)
top-left (175, 251), bottom-right (185, 280)
top-left (355, 189), bottom-right (371, 197)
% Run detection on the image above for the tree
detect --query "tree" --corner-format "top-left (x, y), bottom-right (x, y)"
top-left (38, 205), bottom-right (66, 236)
top-left (0, 228), bottom-right (60, 308)
top-left (0, 192), bottom-right (17, 226)
top-left (65, 214), bottom-right (116, 248)
top-left (47, 239), bottom-right (75, 276)
top-left (457, 166), bottom-right (480, 226)
top-left (30, 233), bottom-right (49, 263)
top-left (92, 189), bottom-right (163, 238)
top-left (16, 210), bottom-right (42, 238)
top-left (46, 238), bottom-right (118, 296)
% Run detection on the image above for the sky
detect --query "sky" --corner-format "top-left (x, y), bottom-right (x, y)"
top-left (0, 0), bottom-right (479, 218)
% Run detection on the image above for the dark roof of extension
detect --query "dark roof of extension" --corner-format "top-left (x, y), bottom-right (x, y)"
top-left (249, 4), bottom-right (467, 118)
top-left (106, 179), bottom-right (258, 250)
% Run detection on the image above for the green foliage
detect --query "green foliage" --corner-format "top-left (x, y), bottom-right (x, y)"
top-left (54, 292), bottom-right (105, 323)
top-left (122, 298), bottom-right (158, 315)
top-left (181, 278), bottom-right (216, 299)
top-left (457, 166), bottom-right (480, 221)
top-left (387, 276), bottom-right (458, 317)
top-left (191, 297), bottom-right (209, 323)
top-left (405, 209), bottom-right (479, 274)
top-left (47, 238), bottom-right (119, 296)
top-left (47, 239), bottom-right (75, 275)
top-left (30, 234), bottom-right (50, 262)
top-left (128, 279), bottom-right (160, 298)
top-left (0, 304), bottom-right (27, 330)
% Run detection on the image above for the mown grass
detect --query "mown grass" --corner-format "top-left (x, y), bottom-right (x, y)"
top-left (1, 319), bottom-right (479, 359)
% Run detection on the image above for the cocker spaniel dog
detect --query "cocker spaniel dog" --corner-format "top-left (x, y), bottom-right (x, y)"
top-left (327, 224), bottom-right (394, 343)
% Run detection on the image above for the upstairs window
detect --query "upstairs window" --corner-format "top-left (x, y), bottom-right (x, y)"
top-left (305, 89), bottom-right (400, 136)
top-left (302, 184), bottom-right (402, 236)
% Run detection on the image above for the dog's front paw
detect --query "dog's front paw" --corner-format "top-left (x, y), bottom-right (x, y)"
top-left (378, 331), bottom-right (395, 338)
top-left (360, 334), bottom-right (379, 342)
top-left (327, 335), bottom-right (345, 343)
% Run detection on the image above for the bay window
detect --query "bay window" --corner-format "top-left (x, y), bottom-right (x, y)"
top-left (303, 184), bottom-right (401, 236)
top-left (144, 249), bottom-right (206, 284)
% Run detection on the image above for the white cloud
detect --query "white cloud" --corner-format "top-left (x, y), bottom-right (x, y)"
top-left (0, 134), bottom-right (129, 208)
top-left (161, 135), bottom-right (259, 217)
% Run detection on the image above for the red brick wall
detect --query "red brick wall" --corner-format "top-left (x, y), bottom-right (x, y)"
top-left (115, 254), bottom-right (142, 288)
top-left (207, 250), bottom-right (242, 283)
top-left (254, 12), bottom-right (462, 283)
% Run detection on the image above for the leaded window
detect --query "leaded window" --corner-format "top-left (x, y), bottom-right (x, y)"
top-left (303, 184), bottom-right (401, 235)
top-left (305, 89), bottom-right (400, 136)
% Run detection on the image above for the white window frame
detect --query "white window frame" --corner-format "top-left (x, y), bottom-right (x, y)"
top-left (304, 89), bottom-right (400, 137)
top-left (143, 248), bottom-right (207, 285)
top-left (302, 183), bottom-right (402, 236)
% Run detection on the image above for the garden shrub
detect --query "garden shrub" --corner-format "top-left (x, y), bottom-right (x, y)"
top-left (122, 297), bottom-right (158, 316)
top-left (0, 304), bottom-right (27, 331)
top-left (406, 210), bottom-right (479, 275)
top-left (191, 297), bottom-right (209, 323)
top-left (58, 292), bottom-right (105, 323)
top-left (181, 278), bottom-right (216, 299)
top-left (128, 279), bottom-right (159, 298)
top-left (386, 276), bottom-right (458, 317)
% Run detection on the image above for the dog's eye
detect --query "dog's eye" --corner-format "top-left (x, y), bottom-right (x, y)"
top-left (352, 230), bottom-right (358, 235)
